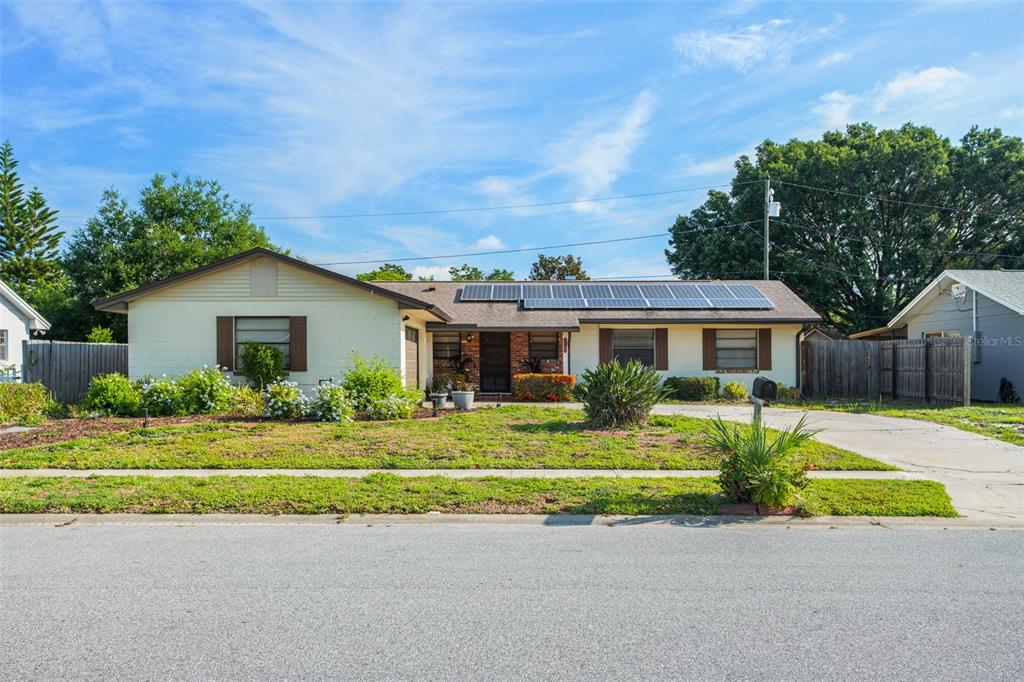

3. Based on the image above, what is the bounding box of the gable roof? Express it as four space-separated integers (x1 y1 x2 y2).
0 279 50 331
887 270 1024 328
93 248 450 321
375 279 820 330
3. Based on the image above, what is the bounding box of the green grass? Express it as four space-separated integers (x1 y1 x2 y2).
0 475 956 517
775 401 1024 447
0 406 894 471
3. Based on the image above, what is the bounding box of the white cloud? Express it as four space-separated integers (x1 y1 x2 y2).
999 106 1024 121
411 265 454 281
818 51 852 67
875 66 969 111
677 148 749 178
813 91 856 129
472 235 505 250
673 18 835 72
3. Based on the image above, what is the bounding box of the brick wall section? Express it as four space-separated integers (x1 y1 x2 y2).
460 333 481 386
510 332 563 375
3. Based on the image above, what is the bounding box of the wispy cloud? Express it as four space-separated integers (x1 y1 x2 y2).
813 91 856 129
818 51 852 67
472 235 505 250
673 18 838 72
874 66 970 111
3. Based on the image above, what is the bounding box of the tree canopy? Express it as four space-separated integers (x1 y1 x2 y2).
448 263 515 281
355 263 413 281
665 123 1024 333
528 253 589 280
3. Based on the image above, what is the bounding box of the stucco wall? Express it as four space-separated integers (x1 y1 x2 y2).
569 323 803 391
0 296 32 372
905 289 1024 401
126 257 406 390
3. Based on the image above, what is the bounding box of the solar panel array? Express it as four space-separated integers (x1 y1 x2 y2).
459 282 774 310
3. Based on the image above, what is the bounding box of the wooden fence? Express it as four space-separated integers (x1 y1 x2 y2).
802 337 971 405
21 340 128 404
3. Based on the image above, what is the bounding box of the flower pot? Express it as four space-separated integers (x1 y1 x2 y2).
429 393 448 407
451 390 475 410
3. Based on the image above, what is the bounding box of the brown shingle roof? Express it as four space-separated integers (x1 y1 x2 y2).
375 280 821 330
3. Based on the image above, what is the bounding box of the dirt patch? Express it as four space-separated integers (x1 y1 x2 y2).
0 415 260 451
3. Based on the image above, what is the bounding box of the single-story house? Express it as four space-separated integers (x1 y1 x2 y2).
94 248 822 393
0 278 50 377
863 270 1024 402
800 326 844 343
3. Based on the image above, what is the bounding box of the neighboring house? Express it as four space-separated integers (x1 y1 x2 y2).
94 248 821 393
848 325 908 341
801 326 844 343
864 270 1024 402
0 279 50 378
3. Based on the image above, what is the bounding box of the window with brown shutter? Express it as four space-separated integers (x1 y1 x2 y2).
599 329 613 364
702 329 716 370
654 328 668 370
757 328 772 370
290 316 307 372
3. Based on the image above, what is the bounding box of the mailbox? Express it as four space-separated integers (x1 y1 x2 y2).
752 376 777 402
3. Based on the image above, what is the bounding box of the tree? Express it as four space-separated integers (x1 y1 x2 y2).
86 326 115 343
356 263 412 281
665 123 1024 333
62 174 282 340
0 141 63 295
528 253 589 280
448 263 515 281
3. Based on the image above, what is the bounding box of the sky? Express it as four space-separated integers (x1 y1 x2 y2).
2 0 1022 280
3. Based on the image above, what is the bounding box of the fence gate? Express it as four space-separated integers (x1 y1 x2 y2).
803 337 970 405
22 340 129 404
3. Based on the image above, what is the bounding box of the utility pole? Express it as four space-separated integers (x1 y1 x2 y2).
763 176 771 280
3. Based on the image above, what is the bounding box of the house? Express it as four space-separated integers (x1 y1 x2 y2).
848 325 908 341
862 270 1024 402
800 326 845 343
94 248 822 393
0 279 50 378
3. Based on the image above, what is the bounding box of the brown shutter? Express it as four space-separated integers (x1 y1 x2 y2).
654 328 668 370
216 316 234 371
758 329 772 370
290 316 308 372
599 329 613 364
702 329 716 370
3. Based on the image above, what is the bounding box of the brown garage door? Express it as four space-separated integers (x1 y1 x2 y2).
404 326 419 387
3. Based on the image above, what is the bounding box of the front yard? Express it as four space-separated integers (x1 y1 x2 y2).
0 406 895 471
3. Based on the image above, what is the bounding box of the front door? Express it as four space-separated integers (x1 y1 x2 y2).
479 332 511 393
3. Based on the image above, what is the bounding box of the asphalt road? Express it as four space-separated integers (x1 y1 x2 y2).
2 523 1022 681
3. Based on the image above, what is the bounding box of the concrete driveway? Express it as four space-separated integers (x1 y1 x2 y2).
650 403 1024 523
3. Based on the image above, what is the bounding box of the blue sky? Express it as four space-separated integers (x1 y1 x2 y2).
2 0 1022 280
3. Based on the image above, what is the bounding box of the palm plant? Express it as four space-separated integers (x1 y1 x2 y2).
573 359 668 428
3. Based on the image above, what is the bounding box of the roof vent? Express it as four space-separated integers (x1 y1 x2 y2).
564 275 576 281
425 285 437 292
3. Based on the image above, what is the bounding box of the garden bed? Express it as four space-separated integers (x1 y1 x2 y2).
0 406 895 471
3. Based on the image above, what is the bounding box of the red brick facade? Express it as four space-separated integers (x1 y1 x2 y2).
509 332 563 375
431 331 564 393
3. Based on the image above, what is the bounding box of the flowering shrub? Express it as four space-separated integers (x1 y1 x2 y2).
140 376 184 416
721 380 749 401
512 373 576 402
342 353 404 410
364 387 422 421
263 380 309 419
177 366 235 413
81 373 142 417
308 382 354 422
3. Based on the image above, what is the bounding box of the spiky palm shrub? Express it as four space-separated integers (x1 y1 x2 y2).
702 414 818 508
573 360 668 429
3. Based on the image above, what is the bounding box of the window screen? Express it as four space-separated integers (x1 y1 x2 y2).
236 317 290 369
612 329 654 367
715 329 757 369
528 332 559 359
0 329 7 361
432 331 461 360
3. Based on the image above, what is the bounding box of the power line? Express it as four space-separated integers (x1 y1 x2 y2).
313 220 756 266
776 180 1014 220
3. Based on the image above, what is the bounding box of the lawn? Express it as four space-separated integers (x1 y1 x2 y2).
0 475 956 517
775 401 1024 447
0 406 895 471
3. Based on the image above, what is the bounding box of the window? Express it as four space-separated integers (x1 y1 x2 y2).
432 331 461 361
0 330 6 361
528 332 559 359
612 329 654 366
715 330 757 369
923 331 960 339
235 317 290 369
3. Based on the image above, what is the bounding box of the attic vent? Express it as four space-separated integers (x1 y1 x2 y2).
250 259 278 297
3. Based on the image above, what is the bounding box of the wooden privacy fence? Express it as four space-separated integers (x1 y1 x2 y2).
802 337 971 405
21 340 128 404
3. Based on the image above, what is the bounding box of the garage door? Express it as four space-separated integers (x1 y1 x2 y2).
404 326 419 387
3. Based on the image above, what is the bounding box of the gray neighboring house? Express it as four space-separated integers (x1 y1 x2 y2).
884 270 1024 402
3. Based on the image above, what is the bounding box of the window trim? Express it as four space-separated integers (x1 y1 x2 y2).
611 328 655 367
714 329 758 371
0 329 7 362
922 330 960 339
528 332 559 360
234 316 292 372
432 331 461 362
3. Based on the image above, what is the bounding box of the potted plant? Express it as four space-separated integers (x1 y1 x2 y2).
429 373 451 409
450 374 476 410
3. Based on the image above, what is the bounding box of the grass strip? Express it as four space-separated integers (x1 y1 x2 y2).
0 406 894 471
0 475 956 517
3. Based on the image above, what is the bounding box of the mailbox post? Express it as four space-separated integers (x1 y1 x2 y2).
750 377 778 422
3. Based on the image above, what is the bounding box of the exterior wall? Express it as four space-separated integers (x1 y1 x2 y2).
126 257 407 390
428 331 566 391
0 296 32 373
510 332 563 375
905 290 1024 402
569 323 802 390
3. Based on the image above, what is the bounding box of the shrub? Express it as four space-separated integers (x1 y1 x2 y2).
430 373 453 394
86 326 115 343
81 373 142 417
140 376 184 416
308 382 355 422
263 380 309 419
0 382 50 424
573 360 668 429
239 343 287 389
177 366 234 414
450 374 475 392
229 385 265 417
364 387 423 421
663 376 720 402
721 380 749 401
512 373 576 402
702 414 817 508
342 353 405 410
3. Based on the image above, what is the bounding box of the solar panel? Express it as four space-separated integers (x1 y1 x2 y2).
584 298 646 308
609 284 642 299
668 284 709 302
645 298 702 308
522 298 586 309
522 284 553 299
491 284 522 300
639 284 673 299
551 284 583 298
579 283 612 298
461 284 493 301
